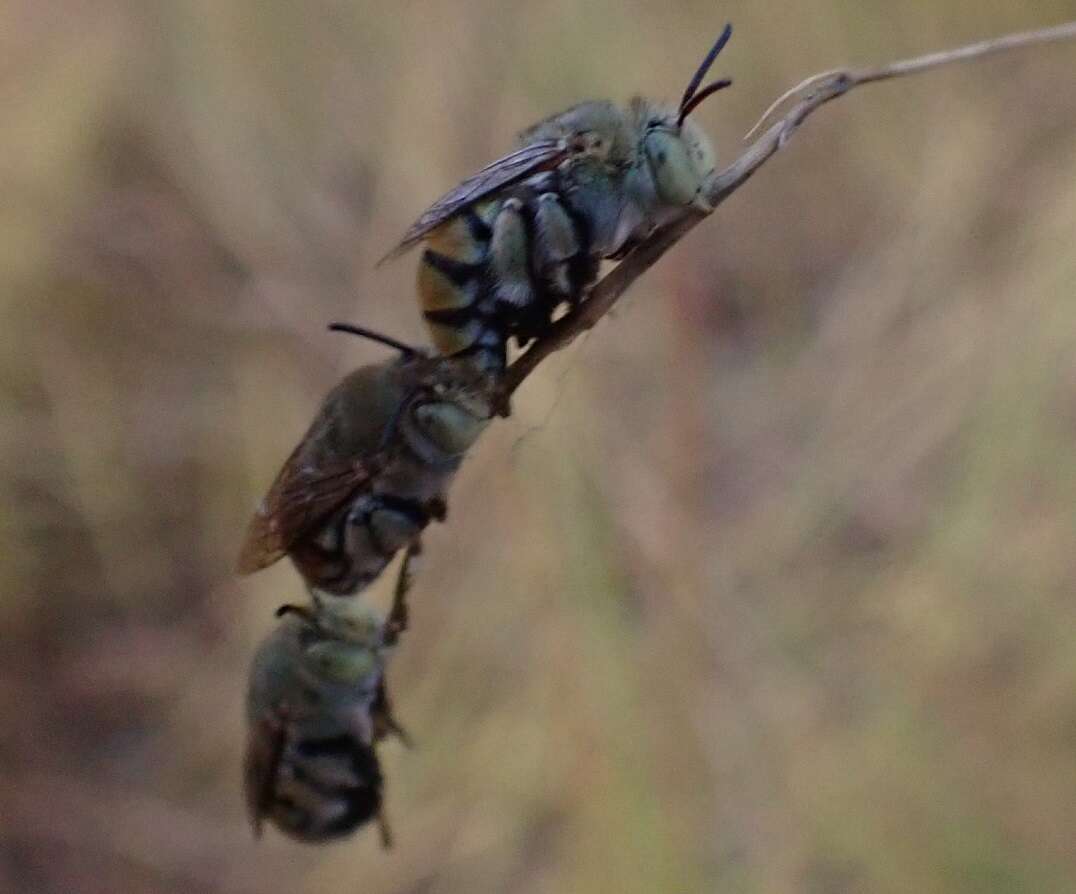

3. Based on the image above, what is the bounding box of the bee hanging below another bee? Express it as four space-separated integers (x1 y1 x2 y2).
382 24 734 371
244 546 416 845
236 323 494 597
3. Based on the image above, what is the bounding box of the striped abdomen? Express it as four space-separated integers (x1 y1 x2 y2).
417 177 600 369
264 731 384 843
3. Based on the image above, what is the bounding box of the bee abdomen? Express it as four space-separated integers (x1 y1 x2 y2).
421 299 507 371
416 184 600 363
269 735 384 842
292 495 431 596
418 249 487 358
418 193 492 350
447 327 508 372
422 249 479 291
461 205 493 243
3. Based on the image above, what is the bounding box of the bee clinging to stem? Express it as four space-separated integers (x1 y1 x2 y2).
244 546 416 845
236 323 494 596
383 25 734 370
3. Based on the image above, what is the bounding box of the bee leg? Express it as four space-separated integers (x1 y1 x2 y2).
376 805 394 849
491 385 514 419
568 252 602 307
489 198 534 311
384 542 419 643
362 498 426 564
244 705 292 838
273 603 318 623
384 715 414 748
533 192 580 298
371 679 414 749
426 495 448 522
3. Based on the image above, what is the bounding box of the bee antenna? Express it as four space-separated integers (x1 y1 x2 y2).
328 322 422 358
275 604 317 624
678 78 733 126
678 24 733 125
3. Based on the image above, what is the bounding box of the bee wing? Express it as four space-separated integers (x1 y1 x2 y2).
236 447 375 575
380 139 568 263
244 708 289 837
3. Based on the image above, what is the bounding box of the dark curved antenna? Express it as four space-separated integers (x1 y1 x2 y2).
328 322 422 358
274 603 317 624
679 78 733 124
677 24 733 127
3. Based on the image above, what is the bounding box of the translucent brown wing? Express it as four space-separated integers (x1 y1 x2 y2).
379 139 568 263
236 444 375 575
244 707 289 837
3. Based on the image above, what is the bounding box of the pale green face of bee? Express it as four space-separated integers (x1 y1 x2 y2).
413 399 489 456
641 114 717 210
409 362 493 457
626 27 731 217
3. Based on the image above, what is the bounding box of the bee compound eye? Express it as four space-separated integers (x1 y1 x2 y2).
644 130 700 206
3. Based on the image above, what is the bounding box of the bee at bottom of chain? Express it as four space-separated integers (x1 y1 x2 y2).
244 546 417 846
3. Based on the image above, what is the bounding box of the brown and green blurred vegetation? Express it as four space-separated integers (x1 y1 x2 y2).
4 1 1076 891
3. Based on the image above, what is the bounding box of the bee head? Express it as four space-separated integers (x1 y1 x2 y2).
266 737 385 843
635 25 732 210
409 359 493 457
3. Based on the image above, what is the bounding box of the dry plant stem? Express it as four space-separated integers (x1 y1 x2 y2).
497 19 1076 405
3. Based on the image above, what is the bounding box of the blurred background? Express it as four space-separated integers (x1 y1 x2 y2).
4 1 1076 891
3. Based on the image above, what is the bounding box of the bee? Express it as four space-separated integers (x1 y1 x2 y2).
237 323 494 596
383 25 734 370
244 546 415 845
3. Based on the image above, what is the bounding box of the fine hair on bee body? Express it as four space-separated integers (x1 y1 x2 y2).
236 322 494 597
244 547 416 845
385 25 734 371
